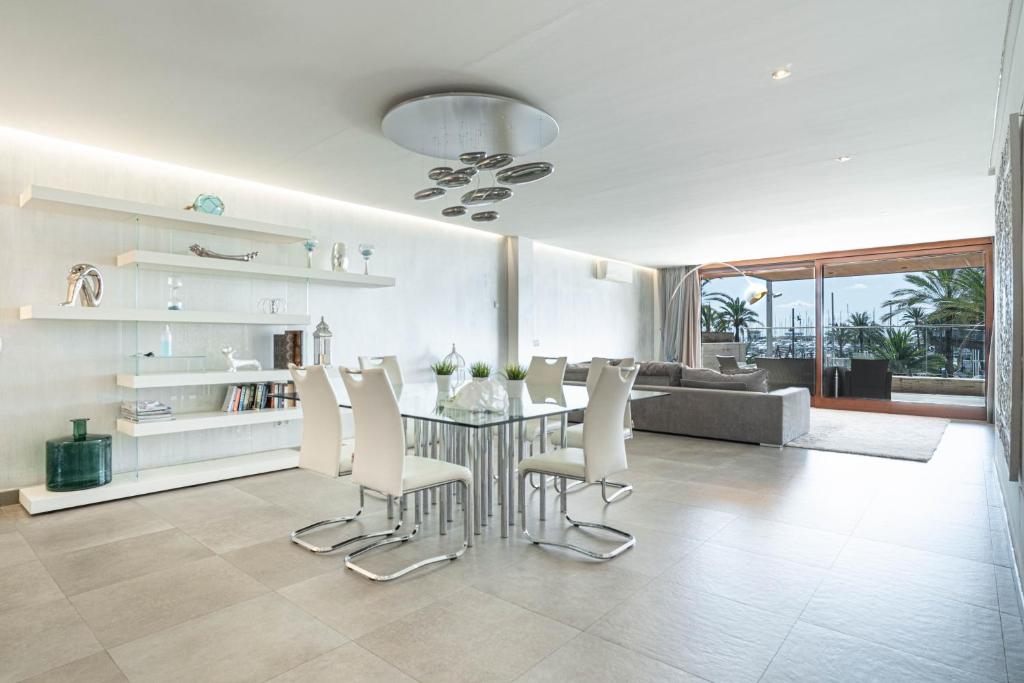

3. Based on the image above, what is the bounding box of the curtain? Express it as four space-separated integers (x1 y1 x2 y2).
659 265 701 367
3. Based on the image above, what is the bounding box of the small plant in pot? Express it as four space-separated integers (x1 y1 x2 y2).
502 364 528 399
431 360 457 394
469 361 492 382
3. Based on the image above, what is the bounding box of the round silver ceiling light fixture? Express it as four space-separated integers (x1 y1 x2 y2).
414 187 446 200
497 162 553 185
436 173 473 188
382 92 557 222
471 211 499 222
462 187 512 206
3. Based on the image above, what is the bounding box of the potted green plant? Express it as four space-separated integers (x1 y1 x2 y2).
502 363 528 399
431 359 457 393
469 361 491 382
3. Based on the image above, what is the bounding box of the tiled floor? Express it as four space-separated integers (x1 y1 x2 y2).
1 421 1021 682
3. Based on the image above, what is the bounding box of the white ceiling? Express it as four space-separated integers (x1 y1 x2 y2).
0 0 1008 266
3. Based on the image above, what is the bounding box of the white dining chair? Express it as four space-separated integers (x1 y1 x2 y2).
358 355 404 387
340 367 473 581
562 357 635 502
522 356 567 446
518 364 640 559
287 364 365 553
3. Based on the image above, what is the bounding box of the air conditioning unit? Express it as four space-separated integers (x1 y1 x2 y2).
595 259 634 284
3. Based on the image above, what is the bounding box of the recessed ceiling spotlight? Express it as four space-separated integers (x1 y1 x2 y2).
770 67 792 80
835 155 852 163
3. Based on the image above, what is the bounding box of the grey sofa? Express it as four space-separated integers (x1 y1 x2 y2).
566 361 810 447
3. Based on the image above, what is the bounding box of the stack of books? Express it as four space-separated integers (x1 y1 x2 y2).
221 382 295 412
120 400 174 423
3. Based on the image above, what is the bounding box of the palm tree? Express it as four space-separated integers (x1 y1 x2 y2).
712 296 761 342
701 304 718 333
826 324 855 358
847 311 874 353
898 306 929 348
869 328 938 375
947 268 985 325
882 269 963 374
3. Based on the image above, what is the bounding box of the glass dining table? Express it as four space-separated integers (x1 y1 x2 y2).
289 378 667 541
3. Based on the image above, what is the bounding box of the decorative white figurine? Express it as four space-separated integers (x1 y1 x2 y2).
221 346 262 372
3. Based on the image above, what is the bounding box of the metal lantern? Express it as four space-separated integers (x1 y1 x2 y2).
443 343 467 384
313 316 333 366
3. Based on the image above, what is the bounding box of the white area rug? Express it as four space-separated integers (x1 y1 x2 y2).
788 408 949 462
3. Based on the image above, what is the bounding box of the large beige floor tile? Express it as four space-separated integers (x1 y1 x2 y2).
357 587 578 682
801 572 1007 680
41 528 211 596
518 632 703 682
268 642 415 682
221 535 340 590
853 509 994 564
572 494 736 543
589 580 793 682
0 598 101 683
23 651 127 683
0 559 63 614
762 621 992 682
709 516 848 568
0 530 35 568
663 542 825 619
15 500 171 557
109 593 345 683
134 483 276 526
232 468 380 520
997 565 1022 617
175 503 310 554
70 555 267 647
280 560 465 639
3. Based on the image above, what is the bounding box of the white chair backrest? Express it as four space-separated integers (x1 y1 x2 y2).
358 355 404 388
341 367 407 497
582 364 639 482
289 364 344 478
527 356 567 385
587 357 635 432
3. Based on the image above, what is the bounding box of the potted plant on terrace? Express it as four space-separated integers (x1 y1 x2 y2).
431 359 457 394
470 361 491 382
502 363 528 399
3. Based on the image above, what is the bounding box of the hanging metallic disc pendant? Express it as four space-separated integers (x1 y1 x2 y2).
461 186 513 205
459 151 486 165
427 166 453 180
455 166 477 177
436 173 472 188
471 211 499 222
414 187 446 200
442 206 467 217
497 161 553 185
475 153 514 170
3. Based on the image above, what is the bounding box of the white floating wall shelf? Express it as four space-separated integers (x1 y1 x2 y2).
116 250 396 287
20 185 312 243
117 369 293 389
116 407 302 437
20 305 310 326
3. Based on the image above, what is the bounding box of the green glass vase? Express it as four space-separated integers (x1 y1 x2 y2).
46 418 112 491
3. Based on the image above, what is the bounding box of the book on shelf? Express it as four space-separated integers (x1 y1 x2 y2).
120 400 174 423
221 381 295 412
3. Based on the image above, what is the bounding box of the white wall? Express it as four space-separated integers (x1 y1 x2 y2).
529 243 660 363
0 129 660 492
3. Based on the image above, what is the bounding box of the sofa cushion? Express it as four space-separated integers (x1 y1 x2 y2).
564 363 589 383
637 362 683 386
679 367 768 393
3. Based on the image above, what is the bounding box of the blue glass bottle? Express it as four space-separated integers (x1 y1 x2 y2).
45 418 112 491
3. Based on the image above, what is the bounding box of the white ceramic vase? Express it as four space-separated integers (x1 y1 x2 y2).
436 374 453 394
506 379 524 399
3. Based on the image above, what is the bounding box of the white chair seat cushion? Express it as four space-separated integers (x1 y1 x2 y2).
401 455 472 491
562 423 630 449
519 447 586 480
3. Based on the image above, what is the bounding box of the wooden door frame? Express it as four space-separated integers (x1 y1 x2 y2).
702 237 993 421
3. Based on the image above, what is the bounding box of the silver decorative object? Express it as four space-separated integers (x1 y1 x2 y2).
414 187 446 200
313 316 333 366
189 243 258 262
459 151 487 165
472 211 499 222
331 242 349 272
443 343 468 384
221 346 261 372
442 206 467 217
60 263 104 307
428 167 453 180
476 153 514 170
455 166 478 177
497 161 553 185
461 187 513 205
358 244 375 274
436 173 472 188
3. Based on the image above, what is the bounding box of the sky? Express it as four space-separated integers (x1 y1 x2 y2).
705 272 933 330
